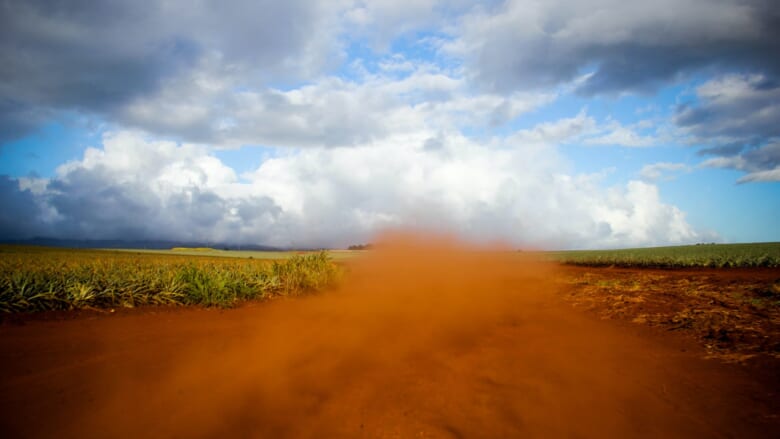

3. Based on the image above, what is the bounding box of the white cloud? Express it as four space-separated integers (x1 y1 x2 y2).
120 60 553 148
639 162 691 182
586 120 658 147
700 156 747 170
737 167 780 183
342 0 446 49
511 110 596 145
12 129 702 249
508 110 663 149
56 132 237 190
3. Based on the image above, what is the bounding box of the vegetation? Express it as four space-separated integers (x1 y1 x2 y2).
110 247 359 260
5 241 779 314
170 247 221 252
558 267 780 360
0 246 341 313
546 242 780 268
347 243 374 250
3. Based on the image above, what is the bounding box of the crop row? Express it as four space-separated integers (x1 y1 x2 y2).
0 247 341 313
545 242 780 268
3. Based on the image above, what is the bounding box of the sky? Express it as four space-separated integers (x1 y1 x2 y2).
1 0 779 249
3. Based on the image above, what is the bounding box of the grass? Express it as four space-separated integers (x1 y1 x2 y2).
0 246 342 313
545 242 780 268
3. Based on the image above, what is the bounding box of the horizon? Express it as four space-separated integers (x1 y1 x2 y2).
1 0 778 249
3 235 779 253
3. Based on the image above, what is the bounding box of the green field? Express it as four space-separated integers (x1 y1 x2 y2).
3 242 779 314
0 246 342 313
108 247 363 260
109 243 780 268
545 242 780 268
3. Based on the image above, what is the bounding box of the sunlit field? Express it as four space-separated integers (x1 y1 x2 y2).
0 246 341 312
546 242 780 268
109 247 363 260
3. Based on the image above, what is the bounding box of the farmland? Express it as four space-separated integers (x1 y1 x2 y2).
1 238 779 437
557 265 780 362
110 247 362 260
546 242 780 268
0 245 341 312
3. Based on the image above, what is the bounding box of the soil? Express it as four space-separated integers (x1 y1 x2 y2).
557 265 780 363
1 239 778 438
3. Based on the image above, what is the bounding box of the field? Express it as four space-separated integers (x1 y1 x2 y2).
1 239 779 437
558 266 780 362
110 247 363 260
546 242 780 268
0 246 341 312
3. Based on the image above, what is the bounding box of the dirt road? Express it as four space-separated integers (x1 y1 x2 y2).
1 237 778 438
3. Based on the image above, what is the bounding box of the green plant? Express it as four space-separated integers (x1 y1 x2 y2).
0 246 343 313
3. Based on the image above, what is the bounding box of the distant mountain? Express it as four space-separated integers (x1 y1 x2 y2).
0 237 282 251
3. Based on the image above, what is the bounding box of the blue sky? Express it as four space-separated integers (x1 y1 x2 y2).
1 0 778 249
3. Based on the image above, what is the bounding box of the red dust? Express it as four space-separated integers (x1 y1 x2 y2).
0 232 777 437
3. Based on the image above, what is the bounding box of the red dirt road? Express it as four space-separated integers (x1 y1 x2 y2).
1 238 778 438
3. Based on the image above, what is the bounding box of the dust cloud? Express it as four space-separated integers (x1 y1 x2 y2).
67 232 556 437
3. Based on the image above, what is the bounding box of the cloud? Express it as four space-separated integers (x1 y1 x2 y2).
680 74 780 181
736 167 780 183
508 110 662 149
4 0 779 156
0 0 484 146
510 110 596 145
0 100 53 146
449 0 780 94
701 140 780 182
2 0 764 246
0 130 702 249
639 162 691 182
0 0 343 142
585 120 658 147
119 61 552 148
0 175 48 239
40 131 287 243
676 74 780 142
343 0 446 49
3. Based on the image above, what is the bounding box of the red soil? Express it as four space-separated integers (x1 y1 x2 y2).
1 235 778 438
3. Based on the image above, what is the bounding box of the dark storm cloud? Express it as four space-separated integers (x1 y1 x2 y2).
0 176 47 239
0 0 335 142
234 197 283 224
0 100 51 145
46 166 161 239
676 77 780 141
456 0 780 95
675 74 780 180
166 190 227 229
0 0 198 142
42 165 283 243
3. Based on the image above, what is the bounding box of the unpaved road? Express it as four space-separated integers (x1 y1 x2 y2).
1 239 778 438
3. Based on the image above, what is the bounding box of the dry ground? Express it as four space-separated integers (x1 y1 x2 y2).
557 265 780 364
1 242 778 438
